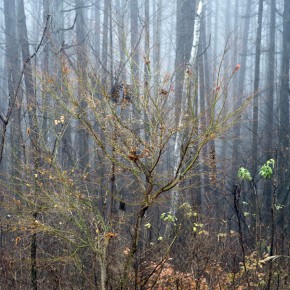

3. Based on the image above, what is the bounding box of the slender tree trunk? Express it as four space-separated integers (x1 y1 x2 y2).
231 0 251 177
42 0 50 144
130 0 139 86
18 0 39 152
219 0 232 172
213 0 219 67
75 0 89 171
153 0 162 93
265 0 276 158
4 0 22 177
174 0 196 125
31 213 37 290
108 0 117 219
171 0 198 214
263 0 276 223
171 1 203 214
116 0 127 82
102 0 109 86
17 2 42 289
94 0 101 70
251 0 263 247
51 0 75 169
279 0 290 163
278 0 290 250
144 0 150 136
252 0 263 176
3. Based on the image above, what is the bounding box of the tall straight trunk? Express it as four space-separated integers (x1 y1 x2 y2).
144 0 150 133
231 0 251 177
153 0 162 93
4 0 21 175
198 28 206 208
42 0 50 144
75 0 89 171
109 0 113 87
172 0 196 214
232 0 239 87
200 6 217 210
263 0 276 225
130 0 139 86
174 0 196 125
203 5 216 183
116 0 127 82
99 0 110 214
54 0 74 169
199 14 207 183
101 0 109 86
170 1 203 214
144 0 150 87
0 14 7 171
17 2 41 289
279 4 290 153
278 0 290 246
213 0 218 67
139 0 151 271
18 0 39 152
265 0 276 158
252 0 263 176
222 6 239 183
108 0 117 219
94 0 101 70
220 0 230 143
4 0 22 280
250 0 263 247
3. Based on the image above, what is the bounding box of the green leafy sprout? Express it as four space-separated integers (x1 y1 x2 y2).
238 159 275 181
160 212 177 224
238 167 252 181
259 159 275 179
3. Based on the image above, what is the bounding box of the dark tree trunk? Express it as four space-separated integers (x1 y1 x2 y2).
263 0 276 223
75 0 89 171
102 0 109 86
94 0 101 70
251 0 263 246
231 0 251 177
17 2 41 289
153 0 162 93
130 0 139 85
252 0 263 176
174 0 196 124
116 0 127 81
265 0 276 158
278 0 290 251
4 0 22 175
18 0 39 154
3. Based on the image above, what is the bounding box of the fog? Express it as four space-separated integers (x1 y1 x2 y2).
0 0 289 289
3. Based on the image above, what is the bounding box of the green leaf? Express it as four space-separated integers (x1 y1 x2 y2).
238 167 252 181
259 159 275 179
144 223 151 229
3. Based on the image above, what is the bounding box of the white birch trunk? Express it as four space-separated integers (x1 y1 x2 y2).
170 0 203 214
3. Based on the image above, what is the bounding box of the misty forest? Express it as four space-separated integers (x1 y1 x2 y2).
0 0 290 289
